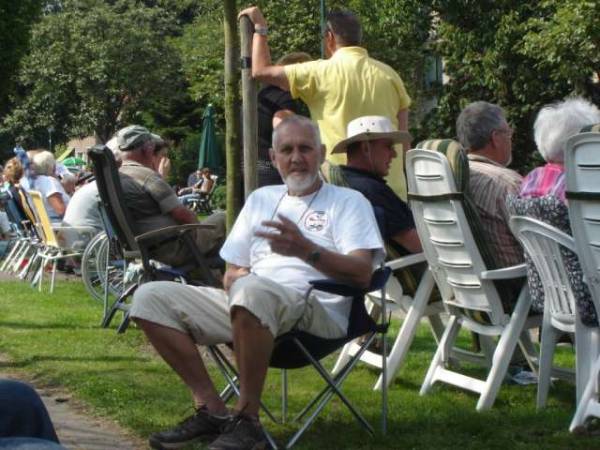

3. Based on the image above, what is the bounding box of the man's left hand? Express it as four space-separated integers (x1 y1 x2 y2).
255 214 313 260
238 6 267 27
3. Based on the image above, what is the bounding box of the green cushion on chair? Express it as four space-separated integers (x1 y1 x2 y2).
416 139 469 192
580 123 600 133
328 163 350 188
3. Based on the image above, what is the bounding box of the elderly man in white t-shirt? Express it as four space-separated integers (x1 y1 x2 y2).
130 115 384 450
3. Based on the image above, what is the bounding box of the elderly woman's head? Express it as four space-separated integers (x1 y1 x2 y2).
30 150 56 176
534 97 600 163
3 158 23 185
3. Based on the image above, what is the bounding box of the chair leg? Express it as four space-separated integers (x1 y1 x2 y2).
50 259 58 294
420 315 461 396
281 369 288 424
476 289 531 411
537 310 559 410
374 270 435 391
570 354 600 432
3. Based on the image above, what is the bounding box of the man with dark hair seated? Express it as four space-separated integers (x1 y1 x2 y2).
115 125 225 269
333 115 421 255
130 116 384 450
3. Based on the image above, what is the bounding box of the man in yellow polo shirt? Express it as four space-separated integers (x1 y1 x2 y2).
238 6 412 200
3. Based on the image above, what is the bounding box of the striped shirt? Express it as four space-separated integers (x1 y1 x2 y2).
519 163 566 203
467 154 524 267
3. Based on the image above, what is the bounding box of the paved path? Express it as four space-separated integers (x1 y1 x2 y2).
2 372 145 450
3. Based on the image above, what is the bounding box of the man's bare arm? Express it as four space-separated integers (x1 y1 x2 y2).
238 6 290 90
255 214 374 289
169 205 197 225
391 228 422 254
397 108 411 152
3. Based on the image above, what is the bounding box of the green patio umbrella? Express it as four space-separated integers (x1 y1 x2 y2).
62 156 87 167
197 104 223 172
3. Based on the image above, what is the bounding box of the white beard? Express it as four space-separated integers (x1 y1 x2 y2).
283 171 319 194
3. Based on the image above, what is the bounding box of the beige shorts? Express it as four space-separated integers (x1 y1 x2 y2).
129 274 345 345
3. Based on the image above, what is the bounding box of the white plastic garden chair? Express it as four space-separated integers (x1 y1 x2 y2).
406 148 540 411
509 216 585 409
565 127 600 431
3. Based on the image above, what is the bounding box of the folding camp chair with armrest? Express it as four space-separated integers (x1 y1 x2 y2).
210 266 392 449
87 145 224 332
27 190 96 293
0 190 33 273
565 126 600 431
406 147 541 411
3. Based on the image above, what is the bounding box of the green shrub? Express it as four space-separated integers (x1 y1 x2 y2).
211 184 226 211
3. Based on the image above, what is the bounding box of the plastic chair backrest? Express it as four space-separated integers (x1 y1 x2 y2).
565 128 600 317
28 190 59 247
18 187 42 240
88 145 139 254
406 148 506 323
510 216 577 330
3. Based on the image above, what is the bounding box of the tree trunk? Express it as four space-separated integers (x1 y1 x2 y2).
223 0 241 232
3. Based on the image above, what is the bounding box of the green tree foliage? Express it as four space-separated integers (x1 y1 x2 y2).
2 0 185 144
0 0 43 159
178 0 432 130
423 0 600 171
0 0 42 117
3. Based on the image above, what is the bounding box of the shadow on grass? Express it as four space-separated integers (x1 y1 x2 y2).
0 354 149 368
0 320 95 330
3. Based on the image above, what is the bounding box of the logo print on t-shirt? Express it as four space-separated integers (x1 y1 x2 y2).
304 211 328 232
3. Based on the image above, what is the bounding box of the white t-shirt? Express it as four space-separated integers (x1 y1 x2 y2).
21 175 70 221
62 181 103 232
220 182 385 331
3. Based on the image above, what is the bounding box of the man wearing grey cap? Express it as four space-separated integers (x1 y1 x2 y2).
116 125 225 269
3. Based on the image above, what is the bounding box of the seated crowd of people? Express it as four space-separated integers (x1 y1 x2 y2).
1 4 599 449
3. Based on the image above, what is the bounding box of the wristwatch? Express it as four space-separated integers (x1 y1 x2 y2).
254 25 268 36
306 248 321 265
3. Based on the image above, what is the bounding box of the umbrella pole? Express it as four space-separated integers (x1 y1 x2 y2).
239 14 258 199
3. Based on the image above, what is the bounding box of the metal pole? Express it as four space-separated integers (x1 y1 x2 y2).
239 15 258 199
47 126 54 152
320 0 326 58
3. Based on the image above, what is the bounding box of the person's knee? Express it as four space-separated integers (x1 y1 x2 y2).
0 380 42 410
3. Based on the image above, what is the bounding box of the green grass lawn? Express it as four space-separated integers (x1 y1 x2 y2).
0 280 594 449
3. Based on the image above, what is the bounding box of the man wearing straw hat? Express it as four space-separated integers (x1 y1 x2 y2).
333 115 421 254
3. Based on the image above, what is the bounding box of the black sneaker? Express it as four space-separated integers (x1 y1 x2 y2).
208 413 267 450
149 406 230 449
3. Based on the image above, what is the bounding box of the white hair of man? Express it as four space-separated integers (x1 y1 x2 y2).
534 97 600 163
271 115 322 151
31 150 56 176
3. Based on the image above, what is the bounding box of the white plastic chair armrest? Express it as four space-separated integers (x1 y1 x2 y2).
385 252 427 271
480 263 527 280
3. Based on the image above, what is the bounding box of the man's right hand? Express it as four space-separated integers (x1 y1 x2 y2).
238 6 267 27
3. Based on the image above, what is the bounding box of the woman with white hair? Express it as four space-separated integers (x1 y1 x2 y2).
20 150 70 222
509 97 600 326
519 97 600 202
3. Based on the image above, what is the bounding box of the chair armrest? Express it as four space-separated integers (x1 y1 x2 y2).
135 223 215 245
386 252 426 271
309 278 361 297
309 267 392 296
480 263 527 280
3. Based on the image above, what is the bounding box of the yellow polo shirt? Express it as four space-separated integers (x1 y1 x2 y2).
284 47 411 199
